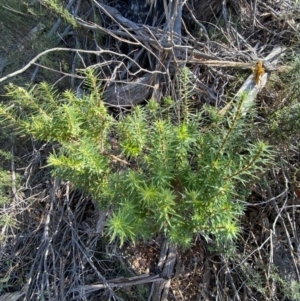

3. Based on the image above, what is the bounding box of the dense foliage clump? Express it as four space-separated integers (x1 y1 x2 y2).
0 70 272 248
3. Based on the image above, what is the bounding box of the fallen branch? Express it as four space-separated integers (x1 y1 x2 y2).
236 45 283 115
104 74 153 106
149 239 177 301
74 274 164 292
218 46 283 116
0 48 100 84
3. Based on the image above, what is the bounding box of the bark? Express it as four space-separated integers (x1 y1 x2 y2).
104 74 153 106
149 239 177 301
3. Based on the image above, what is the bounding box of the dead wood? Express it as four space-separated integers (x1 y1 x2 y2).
104 74 153 106
149 239 177 301
236 46 283 115
218 46 283 116
74 274 164 292
0 290 26 301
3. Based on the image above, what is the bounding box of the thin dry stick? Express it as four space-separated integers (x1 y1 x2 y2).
0 48 101 83
31 0 79 82
251 0 257 32
221 255 242 301
0 47 164 84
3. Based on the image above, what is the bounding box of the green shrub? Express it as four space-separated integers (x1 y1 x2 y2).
0 69 273 247
267 55 300 143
